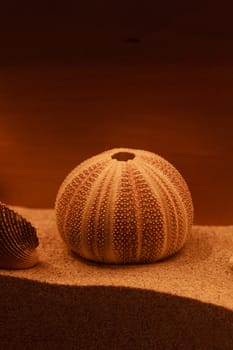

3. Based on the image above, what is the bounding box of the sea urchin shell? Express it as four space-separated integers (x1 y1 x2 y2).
0 202 39 269
55 148 194 264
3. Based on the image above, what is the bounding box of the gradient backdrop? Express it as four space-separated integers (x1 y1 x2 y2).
0 1 232 224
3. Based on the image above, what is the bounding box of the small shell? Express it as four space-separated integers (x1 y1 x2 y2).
55 148 194 264
0 202 39 269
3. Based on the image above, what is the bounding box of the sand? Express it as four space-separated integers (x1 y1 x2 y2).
0 206 233 349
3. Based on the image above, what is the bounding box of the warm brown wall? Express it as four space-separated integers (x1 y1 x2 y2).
0 2 232 224
0 2 233 67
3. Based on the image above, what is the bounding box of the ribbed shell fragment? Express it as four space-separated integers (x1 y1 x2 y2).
0 202 39 269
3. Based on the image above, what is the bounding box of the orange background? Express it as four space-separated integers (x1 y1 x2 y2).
0 2 232 224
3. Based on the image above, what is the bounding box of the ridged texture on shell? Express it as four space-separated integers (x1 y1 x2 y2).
55 148 194 264
0 202 39 269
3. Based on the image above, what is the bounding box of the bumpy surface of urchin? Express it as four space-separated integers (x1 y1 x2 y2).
55 148 194 264
0 202 39 269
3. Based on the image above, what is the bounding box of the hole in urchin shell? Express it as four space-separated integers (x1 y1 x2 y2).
111 151 135 161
